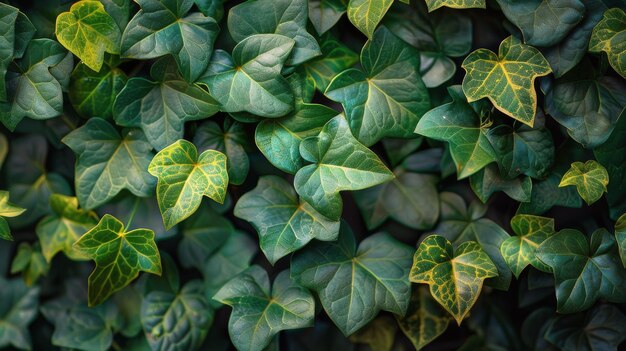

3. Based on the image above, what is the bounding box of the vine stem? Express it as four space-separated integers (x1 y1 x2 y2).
125 197 141 229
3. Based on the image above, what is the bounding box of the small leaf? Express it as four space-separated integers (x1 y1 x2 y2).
469 164 532 203
462 36 552 126
291 223 413 335
234 175 339 264
301 33 358 93
0 190 26 241
410 235 498 325
500 214 555 278
346 0 393 39
294 115 394 220
616 213 626 267
48 304 117 351
349 315 397 351
309 0 347 35
594 108 626 219
536 228 626 313
589 8 626 78
62 118 156 210
74 214 162 306
558 160 609 205
396 286 450 351
69 62 127 119
55 1 121 72
0 277 40 350
214 266 315 351
10 242 49 286
148 139 228 229
424 0 485 12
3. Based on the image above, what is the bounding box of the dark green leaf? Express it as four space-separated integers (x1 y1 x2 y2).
308 0 347 35
69 62 128 119
0 277 40 350
396 286 450 351
301 33 358 93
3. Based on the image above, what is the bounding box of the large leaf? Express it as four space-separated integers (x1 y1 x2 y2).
415 85 496 179
291 223 413 335
536 228 626 313
410 235 498 325
55 1 121 71
294 115 394 220
500 214 555 278
558 160 609 205
396 286 451 351
142 280 213 351
423 0 485 11
616 213 626 267
148 139 228 229
228 0 321 66
0 277 40 350
589 8 626 78
234 176 339 264
0 3 35 101
0 191 25 241
214 266 315 351
462 36 552 126
69 62 127 119
63 117 156 210
594 108 626 219
114 61 220 150
120 0 219 82
36 194 98 261
47 303 120 351
198 34 295 118
346 0 393 39
326 27 430 146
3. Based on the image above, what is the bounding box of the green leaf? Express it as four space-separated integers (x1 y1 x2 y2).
48 303 119 351
462 36 552 126
326 27 430 146
434 192 512 290
148 139 228 229
309 0 347 35
10 242 49 286
497 0 585 47
193 120 249 185
558 160 609 205
415 85 497 179
589 8 626 78
616 213 626 267
69 62 128 119
542 60 626 148
228 0 321 66
301 33 358 93
536 228 626 313
346 0 393 39
349 315 397 351
410 235 498 325
55 1 121 72
74 214 162 306
396 286 450 351
0 277 40 350
114 62 220 151
100 195 178 241
294 115 394 220
0 38 72 130
235 175 339 264
500 214 555 278
353 166 440 230
0 190 26 241
469 164 532 203
424 0 485 12
594 108 626 219
36 194 98 261
142 280 213 351
199 34 295 118
214 266 315 351
546 304 626 351
120 0 219 82
291 223 413 335
63 118 156 210
0 3 35 101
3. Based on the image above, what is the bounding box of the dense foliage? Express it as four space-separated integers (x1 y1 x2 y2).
1 0 626 350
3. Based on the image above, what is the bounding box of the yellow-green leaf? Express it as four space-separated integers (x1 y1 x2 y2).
396 286 450 351
558 160 609 205
148 139 229 230
55 1 121 72
500 214 555 278
424 0 485 12
346 0 393 39
589 8 626 79
0 190 25 241
462 36 551 126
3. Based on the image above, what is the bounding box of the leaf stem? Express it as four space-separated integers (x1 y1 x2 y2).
125 197 141 229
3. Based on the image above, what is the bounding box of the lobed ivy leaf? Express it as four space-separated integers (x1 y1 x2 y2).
0 3 35 101
326 27 430 146
0 277 40 350
294 115 394 220
349 315 397 351
63 118 156 210
536 228 626 313
558 160 609 205
148 139 228 229
235 176 339 265
309 0 347 35
36 194 98 262
10 242 49 286
301 33 359 93
291 223 413 335
415 85 496 179
55 1 121 72
469 164 532 203
228 0 321 66
500 214 555 278
410 235 498 325
120 0 219 82
462 36 552 126
194 120 249 185
346 0 393 39
214 266 315 351
589 7 626 78
396 286 451 351
74 214 162 306
0 190 26 241
47 303 121 351
424 0 486 12
616 213 626 267
199 34 295 118
69 62 128 120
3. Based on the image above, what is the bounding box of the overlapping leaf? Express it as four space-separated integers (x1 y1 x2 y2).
589 8 626 78
0 190 25 241
194 120 249 185
396 286 451 351
0 3 35 101
500 214 555 278
309 0 347 35
301 33 358 93
346 0 393 38
424 0 485 12
559 160 609 205
0 277 40 350
69 62 127 119
616 213 626 267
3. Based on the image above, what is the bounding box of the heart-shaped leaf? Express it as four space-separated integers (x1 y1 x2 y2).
69 62 127 119
589 8 626 78
346 0 393 39
396 286 451 351
559 160 609 205
500 214 555 278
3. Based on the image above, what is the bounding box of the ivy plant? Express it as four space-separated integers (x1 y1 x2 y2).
1 0 626 350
